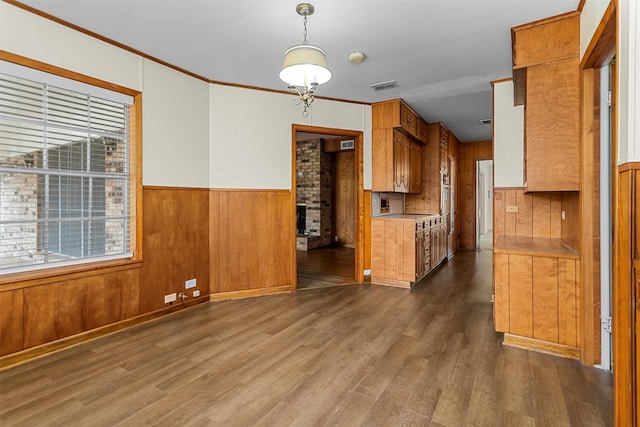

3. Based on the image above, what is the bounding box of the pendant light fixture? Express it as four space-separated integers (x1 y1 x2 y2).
279 3 331 117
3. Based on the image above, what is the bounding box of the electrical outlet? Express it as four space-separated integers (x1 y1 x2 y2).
364 269 371 276
185 278 196 289
193 290 200 298
164 293 177 304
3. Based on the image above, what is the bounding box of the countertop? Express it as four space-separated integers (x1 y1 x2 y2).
372 213 440 221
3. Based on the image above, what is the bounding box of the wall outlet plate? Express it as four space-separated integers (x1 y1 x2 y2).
193 290 200 298
185 278 197 289
164 293 177 304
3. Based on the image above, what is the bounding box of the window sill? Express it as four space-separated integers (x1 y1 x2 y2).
0 258 144 290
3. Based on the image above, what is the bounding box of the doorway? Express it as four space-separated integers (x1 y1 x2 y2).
476 160 493 251
292 125 364 289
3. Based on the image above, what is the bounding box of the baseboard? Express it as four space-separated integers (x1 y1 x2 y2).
370 276 412 288
0 296 210 371
503 333 580 360
209 285 293 302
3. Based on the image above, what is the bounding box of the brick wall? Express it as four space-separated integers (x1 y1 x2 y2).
296 138 332 249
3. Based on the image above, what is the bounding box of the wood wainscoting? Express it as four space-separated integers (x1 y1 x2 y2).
209 189 295 294
0 186 210 365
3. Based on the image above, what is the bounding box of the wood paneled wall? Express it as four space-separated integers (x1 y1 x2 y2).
0 186 210 358
209 190 294 294
493 189 579 247
139 187 210 313
614 166 639 426
333 150 356 247
458 140 492 250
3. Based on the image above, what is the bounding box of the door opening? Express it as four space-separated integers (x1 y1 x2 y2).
476 160 493 251
293 127 363 290
598 61 614 371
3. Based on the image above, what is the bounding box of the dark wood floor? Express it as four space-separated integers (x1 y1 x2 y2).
296 246 355 289
0 249 613 426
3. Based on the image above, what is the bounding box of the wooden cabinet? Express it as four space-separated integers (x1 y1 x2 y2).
371 214 445 288
493 235 580 359
372 99 428 144
512 12 580 192
373 128 422 193
372 98 427 194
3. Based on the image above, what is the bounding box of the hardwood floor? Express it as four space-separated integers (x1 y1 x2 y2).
296 246 355 289
0 250 613 426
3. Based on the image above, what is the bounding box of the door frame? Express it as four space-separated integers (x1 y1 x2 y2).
290 124 365 287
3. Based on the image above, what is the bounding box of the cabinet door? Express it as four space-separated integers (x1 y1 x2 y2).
525 57 579 191
415 229 424 280
393 132 410 193
399 102 417 137
410 140 422 193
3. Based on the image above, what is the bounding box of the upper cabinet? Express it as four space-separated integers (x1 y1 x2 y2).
512 12 580 192
372 99 426 194
372 99 428 144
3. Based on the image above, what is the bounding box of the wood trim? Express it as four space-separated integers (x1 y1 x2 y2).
370 277 412 289
0 259 143 289
3 2 371 106
0 295 209 371
144 185 210 192
491 77 513 85
493 186 527 191
580 67 600 366
511 10 580 33
503 333 580 359
3 1 210 83
619 162 640 173
581 1 617 69
208 188 292 193
208 286 292 302
577 0 587 13
291 124 365 286
133 93 143 261
0 50 139 96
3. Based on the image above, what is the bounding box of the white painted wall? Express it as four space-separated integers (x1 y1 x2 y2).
0 2 141 92
617 0 639 164
142 60 210 187
209 84 371 190
581 0 611 59
1 1 372 190
492 80 524 187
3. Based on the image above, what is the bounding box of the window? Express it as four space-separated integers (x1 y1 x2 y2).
0 61 136 274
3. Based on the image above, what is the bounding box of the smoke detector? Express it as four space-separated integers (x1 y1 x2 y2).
348 51 365 63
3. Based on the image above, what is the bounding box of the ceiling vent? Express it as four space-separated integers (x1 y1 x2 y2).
369 80 399 91
479 118 492 125
341 139 355 150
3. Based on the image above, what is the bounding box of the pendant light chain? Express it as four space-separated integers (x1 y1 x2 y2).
302 15 308 44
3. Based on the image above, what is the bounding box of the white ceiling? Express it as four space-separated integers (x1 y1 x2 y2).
18 0 580 142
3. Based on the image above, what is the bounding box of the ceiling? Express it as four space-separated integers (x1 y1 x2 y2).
17 0 579 142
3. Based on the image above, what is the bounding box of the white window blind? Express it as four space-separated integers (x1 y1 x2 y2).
0 67 134 274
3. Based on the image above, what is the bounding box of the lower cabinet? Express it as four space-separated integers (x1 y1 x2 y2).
493 235 580 359
371 214 446 288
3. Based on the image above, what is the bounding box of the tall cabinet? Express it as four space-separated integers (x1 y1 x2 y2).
493 12 582 360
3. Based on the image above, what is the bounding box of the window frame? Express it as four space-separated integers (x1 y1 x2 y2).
0 51 142 283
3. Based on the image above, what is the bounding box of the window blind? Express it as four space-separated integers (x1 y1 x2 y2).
0 68 134 274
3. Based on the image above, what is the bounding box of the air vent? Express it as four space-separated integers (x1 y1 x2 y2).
369 80 399 91
479 118 492 125
340 139 355 150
